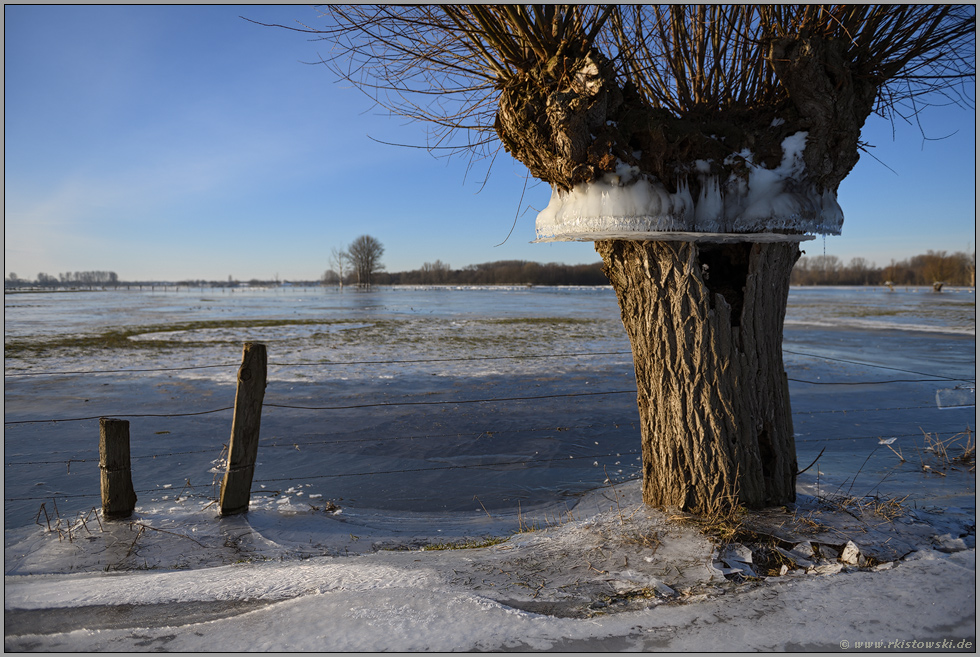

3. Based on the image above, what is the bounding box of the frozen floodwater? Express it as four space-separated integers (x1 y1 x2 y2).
5 286 642 528
4 285 974 531
3 284 975 650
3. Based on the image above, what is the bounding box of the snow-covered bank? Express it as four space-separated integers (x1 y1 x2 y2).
6 553 976 652
4 481 975 651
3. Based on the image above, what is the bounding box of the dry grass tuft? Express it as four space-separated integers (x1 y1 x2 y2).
422 536 509 551
670 487 748 545
820 493 910 522
621 527 662 553
918 427 975 474
516 502 576 534
794 509 830 533
862 494 910 521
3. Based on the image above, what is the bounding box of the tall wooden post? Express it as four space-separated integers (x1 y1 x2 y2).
99 418 137 519
219 342 267 515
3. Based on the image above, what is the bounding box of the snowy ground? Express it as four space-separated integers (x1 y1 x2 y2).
3 481 976 651
4 286 976 650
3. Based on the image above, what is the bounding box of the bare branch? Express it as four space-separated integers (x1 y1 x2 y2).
257 4 974 183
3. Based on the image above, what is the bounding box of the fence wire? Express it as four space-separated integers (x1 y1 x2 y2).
5 449 642 502
3 351 635 378
6 426 971 475
4 346 974 507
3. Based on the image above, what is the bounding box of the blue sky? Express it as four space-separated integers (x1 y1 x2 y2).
4 5 976 281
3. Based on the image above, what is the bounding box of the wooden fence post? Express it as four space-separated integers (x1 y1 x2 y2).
219 342 268 515
99 418 137 520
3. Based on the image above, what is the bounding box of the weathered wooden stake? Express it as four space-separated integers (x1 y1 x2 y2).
99 418 137 520
219 342 268 515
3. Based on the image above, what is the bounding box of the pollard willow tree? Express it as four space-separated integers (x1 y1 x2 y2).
274 5 974 513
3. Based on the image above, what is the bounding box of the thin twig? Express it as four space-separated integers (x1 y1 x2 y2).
126 525 145 558
130 522 207 548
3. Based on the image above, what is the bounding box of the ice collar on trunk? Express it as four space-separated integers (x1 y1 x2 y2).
535 131 840 243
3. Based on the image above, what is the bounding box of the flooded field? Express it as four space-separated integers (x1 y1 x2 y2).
4 285 976 534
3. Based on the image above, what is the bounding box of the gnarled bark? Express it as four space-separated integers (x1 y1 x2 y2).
596 240 800 512
767 36 879 194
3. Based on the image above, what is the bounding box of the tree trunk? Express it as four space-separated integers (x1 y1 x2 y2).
596 239 801 513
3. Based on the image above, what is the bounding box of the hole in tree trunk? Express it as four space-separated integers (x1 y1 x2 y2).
697 243 752 326
757 426 774 480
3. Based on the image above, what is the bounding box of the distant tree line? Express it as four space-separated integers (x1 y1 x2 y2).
791 250 975 287
6 271 119 288
8 249 974 291
383 259 608 286
320 253 607 287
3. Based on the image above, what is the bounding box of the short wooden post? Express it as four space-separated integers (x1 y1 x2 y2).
99 418 137 520
219 342 268 515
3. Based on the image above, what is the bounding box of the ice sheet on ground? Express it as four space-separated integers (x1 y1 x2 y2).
936 385 976 409
5 286 974 533
4 480 976 651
